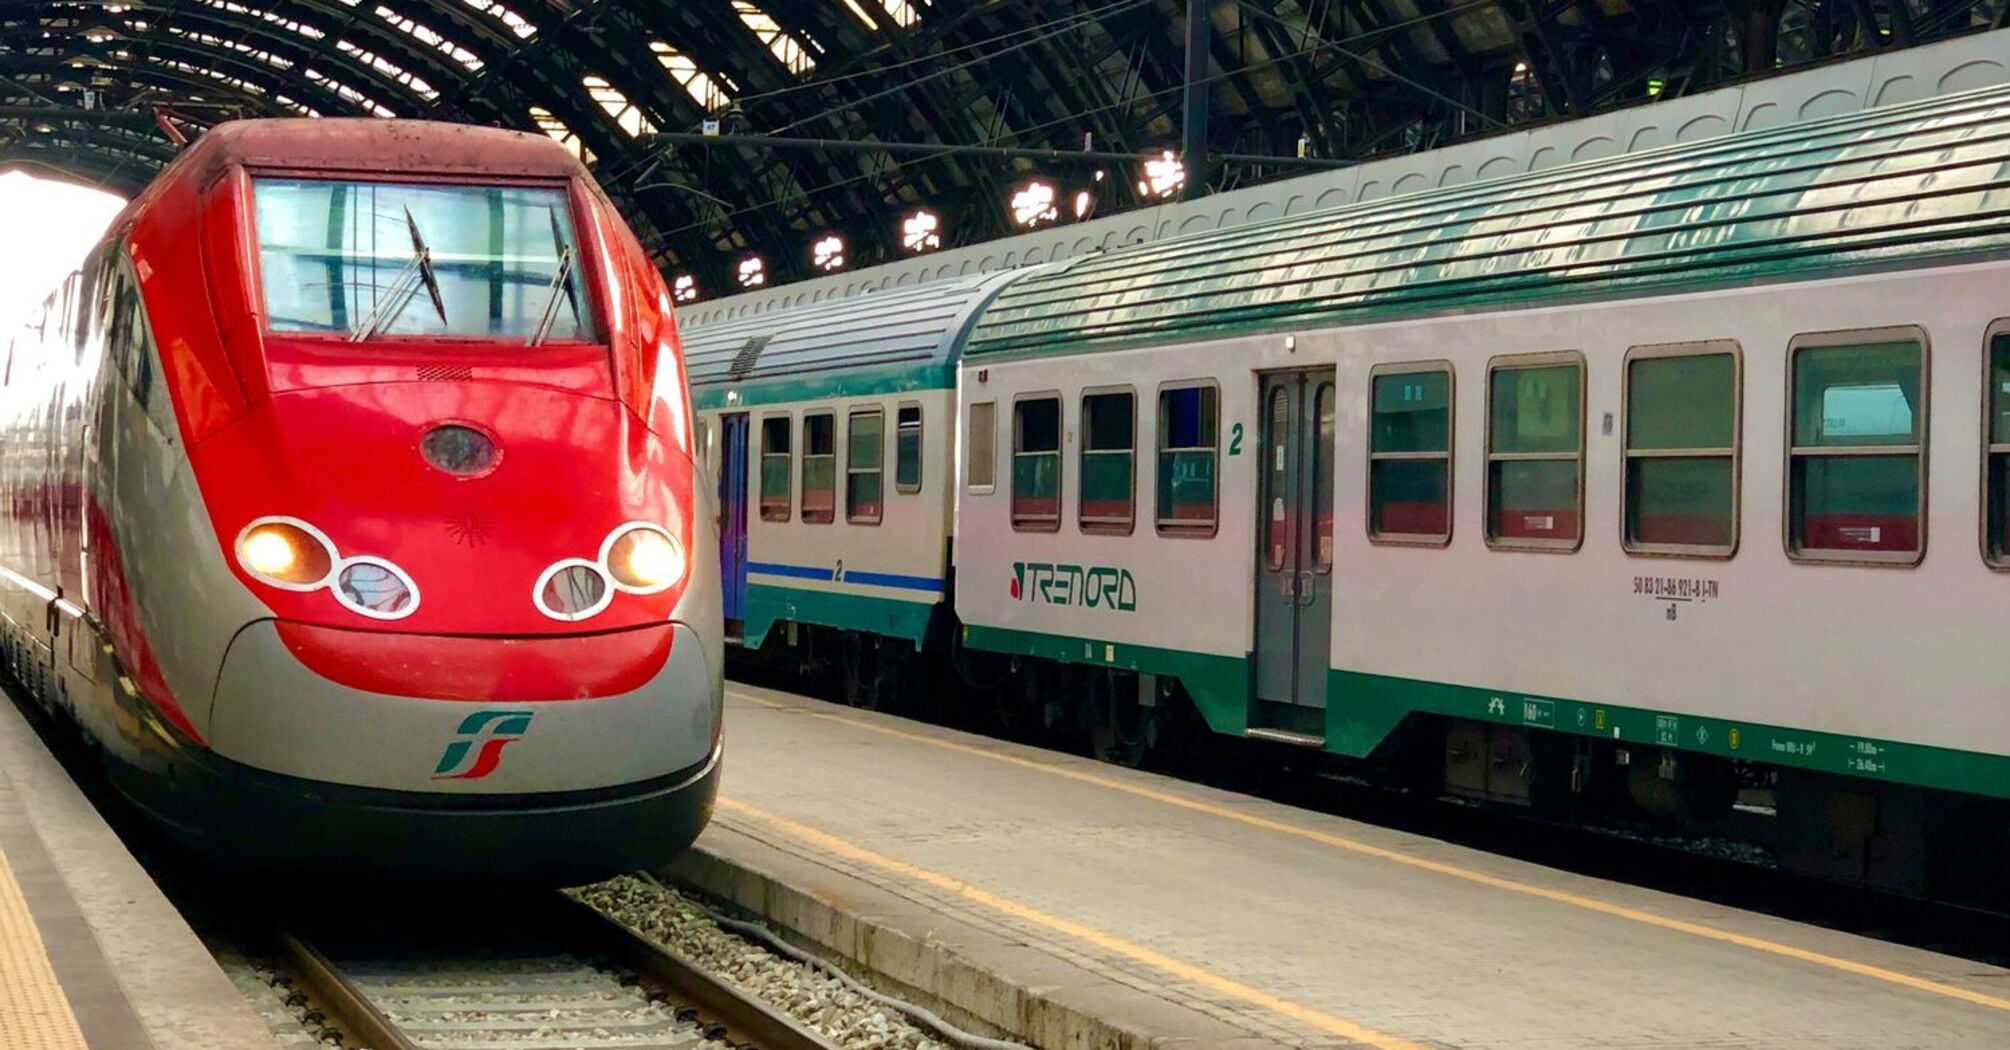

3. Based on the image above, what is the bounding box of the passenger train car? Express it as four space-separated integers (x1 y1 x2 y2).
688 273 1021 705
691 83 2010 902
0 120 720 878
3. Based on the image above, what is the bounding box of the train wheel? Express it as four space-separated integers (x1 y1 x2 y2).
1089 672 1152 768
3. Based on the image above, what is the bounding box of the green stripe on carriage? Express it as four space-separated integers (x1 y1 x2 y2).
958 624 1251 735
693 366 951 411
957 623 2010 800
1327 669 2010 801
742 583 938 651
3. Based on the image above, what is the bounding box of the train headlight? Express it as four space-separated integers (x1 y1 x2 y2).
604 523 685 594
236 519 334 588
235 517 419 619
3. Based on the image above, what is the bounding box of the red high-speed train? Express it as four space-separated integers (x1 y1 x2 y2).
0 120 721 877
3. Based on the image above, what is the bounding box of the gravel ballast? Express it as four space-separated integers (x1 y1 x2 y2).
575 876 947 1050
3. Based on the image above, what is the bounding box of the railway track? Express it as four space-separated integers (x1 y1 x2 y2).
279 893 839 1050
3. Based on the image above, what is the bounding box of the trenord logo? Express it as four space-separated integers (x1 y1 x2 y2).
432 709 534 780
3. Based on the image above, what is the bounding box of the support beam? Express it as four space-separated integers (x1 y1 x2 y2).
1183 0 1213 198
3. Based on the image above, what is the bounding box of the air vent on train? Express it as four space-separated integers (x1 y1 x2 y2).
727 335 772 378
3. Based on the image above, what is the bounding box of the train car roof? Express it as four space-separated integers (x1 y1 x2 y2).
681 269 1026 410
185 119 590 181
967 82 2010 360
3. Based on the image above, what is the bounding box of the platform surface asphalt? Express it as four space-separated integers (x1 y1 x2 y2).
0 697 276 1050
680 683 2010 1050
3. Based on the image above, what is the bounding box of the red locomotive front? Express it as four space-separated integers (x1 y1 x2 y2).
0 120 721 877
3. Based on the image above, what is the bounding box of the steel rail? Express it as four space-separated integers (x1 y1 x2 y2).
279 891 841 1050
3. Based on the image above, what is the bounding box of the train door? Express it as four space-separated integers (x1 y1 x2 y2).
1251 368 1336 739
719 413 751 623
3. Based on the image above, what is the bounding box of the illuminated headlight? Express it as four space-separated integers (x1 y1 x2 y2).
236 519 335 588
603 523 685 594
234 517 419 620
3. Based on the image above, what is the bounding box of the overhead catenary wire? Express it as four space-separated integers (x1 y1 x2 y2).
634 0 1507 243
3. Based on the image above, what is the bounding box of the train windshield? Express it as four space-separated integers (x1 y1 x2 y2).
253 178 595 343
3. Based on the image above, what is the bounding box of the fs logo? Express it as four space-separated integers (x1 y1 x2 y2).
432 709 534 780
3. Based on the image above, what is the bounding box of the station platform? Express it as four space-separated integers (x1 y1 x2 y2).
0 697 275 1050
675 683 2010 1049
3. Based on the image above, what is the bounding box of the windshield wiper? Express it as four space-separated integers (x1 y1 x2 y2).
349 206 449 342
527 208 578 347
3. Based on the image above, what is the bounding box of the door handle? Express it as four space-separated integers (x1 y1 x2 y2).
1298 571 1317 607
1280 571 1295 598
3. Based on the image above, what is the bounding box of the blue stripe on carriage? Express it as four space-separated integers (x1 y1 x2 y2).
745 561 944 593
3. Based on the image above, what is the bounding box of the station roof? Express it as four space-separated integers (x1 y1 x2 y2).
4 2 2003 295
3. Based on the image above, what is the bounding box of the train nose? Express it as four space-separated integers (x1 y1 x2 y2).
205 620 720 794
210 384 696 636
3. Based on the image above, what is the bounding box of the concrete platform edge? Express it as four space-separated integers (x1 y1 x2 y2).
669 825 1277 1050
0 698 277 1050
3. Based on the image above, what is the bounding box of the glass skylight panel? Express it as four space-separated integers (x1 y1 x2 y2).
877 0 923 27
837 0 923 28
733 3 815 75
165 25 293 70
583 76 655 137
649 41 730 111
195 0 326 40
304 67 395 117
374 7 483 71
336 39 438 100
529 105 590 163
461 0 537 40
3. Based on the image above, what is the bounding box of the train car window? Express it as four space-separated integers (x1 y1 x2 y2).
895 403 923 494
847 408 885 525
1368 364 1453 545
1787 331 1926 564
1157 383 1219 536
1624 343 1740 558
967 401 997 491
1313 381 1337 569
1988 326 2010 566
1080 389 1136 534
253 178 595 342
1012 395 1063 531
759 415 791 522
802 412 836 524
1485 353 1584 551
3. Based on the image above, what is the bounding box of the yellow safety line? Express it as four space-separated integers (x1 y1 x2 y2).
718 795 1433 1050
0 848 90 1050
732 689 2010 1014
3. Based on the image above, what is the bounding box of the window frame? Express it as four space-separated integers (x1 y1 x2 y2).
846 405 885 526
1366 360 1455 548
1621 340 1743 560
894 401 924 495
1985 320 2010 569
757 412 794 523
800 409 837 525
1011 391 1065 533
1078 385 1137 536
966 400 997 494
1155 379 1222 539
1783 326 1929 567
1483 350 1587 553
